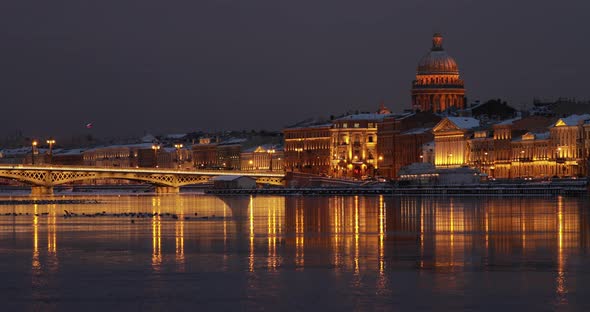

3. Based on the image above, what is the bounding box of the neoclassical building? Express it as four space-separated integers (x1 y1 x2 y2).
412 33 466 112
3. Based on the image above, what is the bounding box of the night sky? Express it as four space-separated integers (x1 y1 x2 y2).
1 1 588 138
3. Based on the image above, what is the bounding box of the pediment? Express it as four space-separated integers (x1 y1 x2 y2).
433 118 461 133
522 132 535 141
554 119 566 127
253 146 266 153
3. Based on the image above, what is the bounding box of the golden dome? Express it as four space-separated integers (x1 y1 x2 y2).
417 34 459 75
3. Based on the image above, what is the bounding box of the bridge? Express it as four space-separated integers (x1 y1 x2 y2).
0 165 285 195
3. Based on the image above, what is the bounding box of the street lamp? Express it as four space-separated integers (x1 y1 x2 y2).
46 138 55 164
151 144 160 168
267 148 276 171
376 155 383 176
31 140 38 165
174 143 183 169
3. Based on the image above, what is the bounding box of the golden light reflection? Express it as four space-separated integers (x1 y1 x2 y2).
32 204 40 272
354 196 360 275
152 199 162 271
267 204 278 271
175 219 185 270
47 205 57 254
332 197 343 270
378 195 385 276
295 199 304 269
249 195 255 272
556 196 567 302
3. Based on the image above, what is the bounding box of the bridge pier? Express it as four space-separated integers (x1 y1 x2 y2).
31 186 53 196
155 186 180 194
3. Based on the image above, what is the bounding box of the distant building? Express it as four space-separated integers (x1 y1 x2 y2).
330 112 387 178
412 33 466 112
283 123 332 175
432 117 480 168
377 111 441 178
192 138 219 169
240 145 284 171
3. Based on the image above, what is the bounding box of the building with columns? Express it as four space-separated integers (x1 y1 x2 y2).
412 33 466 112
432 117 480 168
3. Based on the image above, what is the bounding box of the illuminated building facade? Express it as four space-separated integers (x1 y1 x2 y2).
377 112 440 178
331 113 387 178
412 33 466 112
240 145 284 171
435 114 590 179
550 114 590 177
432 117 480 168
192 138 245 170
283 124 332 175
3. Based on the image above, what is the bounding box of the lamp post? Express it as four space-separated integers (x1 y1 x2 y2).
249 160 254 171
174 143 183 169
46 138 55 164
31 140 38 165
151 144 160 168
267 148 276 171
376 155 383 176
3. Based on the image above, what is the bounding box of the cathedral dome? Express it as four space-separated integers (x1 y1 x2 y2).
417 33 459 75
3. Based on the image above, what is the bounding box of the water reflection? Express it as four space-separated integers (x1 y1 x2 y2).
0 194 588 309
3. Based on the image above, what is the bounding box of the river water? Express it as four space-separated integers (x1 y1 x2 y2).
0 194 589 311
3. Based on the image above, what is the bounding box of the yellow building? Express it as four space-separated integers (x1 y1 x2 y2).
551 114 590 177
240 145 284 171
331 113 388 178
432 117 480 168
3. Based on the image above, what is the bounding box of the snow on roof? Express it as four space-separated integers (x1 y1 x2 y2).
335 113 388 121
164 134 187 139
555 114 590 126
211 175 254 182
447 117 480 130
495 116 522 126
84 143 155 152
54 148 85 155
218 138 247 146
285 123 332 130
141 134 156 143
401 127 432 135
535 132 550 140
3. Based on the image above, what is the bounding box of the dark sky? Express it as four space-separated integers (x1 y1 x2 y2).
1 0 589 138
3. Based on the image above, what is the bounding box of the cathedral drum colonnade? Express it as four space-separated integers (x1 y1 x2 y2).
412 33 465 113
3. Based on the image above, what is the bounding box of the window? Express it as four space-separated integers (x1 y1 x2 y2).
343 123 348 128
354 123 360 128
368 136 374 143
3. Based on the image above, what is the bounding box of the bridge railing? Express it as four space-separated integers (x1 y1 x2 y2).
0 164 285 177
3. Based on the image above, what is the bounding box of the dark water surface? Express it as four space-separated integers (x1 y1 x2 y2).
1 194 589 311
